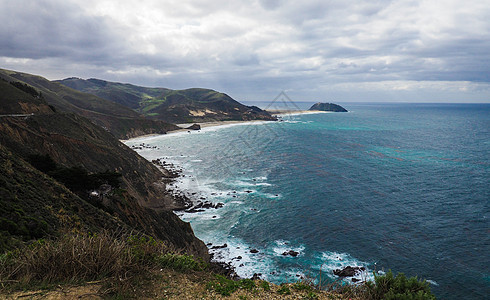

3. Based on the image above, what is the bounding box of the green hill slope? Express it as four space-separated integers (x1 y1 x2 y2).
57 78 276 123
0 69 179 139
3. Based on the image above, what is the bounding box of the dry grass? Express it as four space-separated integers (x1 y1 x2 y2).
0 231 172 293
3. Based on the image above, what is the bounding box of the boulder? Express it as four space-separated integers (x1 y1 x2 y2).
282 250 299 257
187 123 201 130
333 266 365 277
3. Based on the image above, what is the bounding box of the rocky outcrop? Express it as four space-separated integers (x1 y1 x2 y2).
282 250 299 257
186 123 201 130
333 266 366 277
309 102 348 112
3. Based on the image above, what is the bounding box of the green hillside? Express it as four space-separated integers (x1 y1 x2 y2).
57 78 276 123
0 69 179 139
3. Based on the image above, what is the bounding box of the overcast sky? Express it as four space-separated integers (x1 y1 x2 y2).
1 0 489 103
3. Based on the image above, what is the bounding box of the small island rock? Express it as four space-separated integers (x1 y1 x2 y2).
309 102 347 112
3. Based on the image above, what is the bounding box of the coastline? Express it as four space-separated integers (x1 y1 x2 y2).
121 110 329 142
121 110 367 282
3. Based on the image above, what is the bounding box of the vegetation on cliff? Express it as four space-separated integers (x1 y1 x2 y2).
57 77 277 123
0 69 178 139
0 81 207 258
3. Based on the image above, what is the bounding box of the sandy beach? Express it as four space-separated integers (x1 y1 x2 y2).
120 110 327 142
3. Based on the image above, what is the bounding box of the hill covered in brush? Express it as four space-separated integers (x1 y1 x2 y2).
57 77 276 123
0 69 179 139
0 79 207 258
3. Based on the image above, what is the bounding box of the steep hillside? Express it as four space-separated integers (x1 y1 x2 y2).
0 79 54 115
57 78 276 123
0 143 125 251
0 69 179 139
0 83 208 259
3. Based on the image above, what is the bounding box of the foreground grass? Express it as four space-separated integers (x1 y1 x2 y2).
0 233 435 299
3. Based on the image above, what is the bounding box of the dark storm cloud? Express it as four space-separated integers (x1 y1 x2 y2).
0 0 124 62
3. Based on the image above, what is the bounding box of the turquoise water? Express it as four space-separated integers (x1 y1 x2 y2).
126 103 489 299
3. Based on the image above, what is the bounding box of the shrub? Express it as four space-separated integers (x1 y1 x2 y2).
293 281 313 291
303 291 319 300
206 275 257 296
277 285 291 295
207 275 239 296
259 280 270 291
365 270 436 300
156 253 206 272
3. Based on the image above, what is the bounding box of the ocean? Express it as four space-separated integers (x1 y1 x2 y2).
124 103 489 299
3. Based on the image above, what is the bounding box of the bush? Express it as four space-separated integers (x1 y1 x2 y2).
206 275 257 296
259 280 270 291
156 253 206 272
365 270 436 300
207 275 239 296
293 281 313 291
277 285 291 295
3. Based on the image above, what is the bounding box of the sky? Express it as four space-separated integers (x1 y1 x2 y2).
1 0 490 103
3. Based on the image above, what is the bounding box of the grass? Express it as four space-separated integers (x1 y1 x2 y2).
206 275 258 296
0 231 205 298
0 232 436 299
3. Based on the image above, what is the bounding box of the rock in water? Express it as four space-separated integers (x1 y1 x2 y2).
309 102 348 112
333 266 365 277
282 250 299 257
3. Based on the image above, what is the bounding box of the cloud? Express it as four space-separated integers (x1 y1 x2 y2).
1 0 489 102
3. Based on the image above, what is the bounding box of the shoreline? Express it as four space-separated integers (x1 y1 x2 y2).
121 110 328 142
121 111 370 283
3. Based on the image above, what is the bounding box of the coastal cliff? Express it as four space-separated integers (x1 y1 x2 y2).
0 77 208 260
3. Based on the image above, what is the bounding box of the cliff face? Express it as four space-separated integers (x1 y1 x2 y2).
309 102 348 112
0 79 208 260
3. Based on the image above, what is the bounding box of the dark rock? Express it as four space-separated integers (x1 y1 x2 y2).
282 250 299 257
251 273 262 280
333 266 364 277
185 208 205 213
250 249 259 254
309 102 348 112
187 123 201 130
245 190 253 193
211 243 228 250
352 278 361 283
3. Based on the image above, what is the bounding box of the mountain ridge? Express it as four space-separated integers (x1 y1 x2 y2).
0 68 179 139
57 77 277 124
